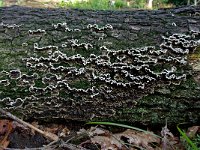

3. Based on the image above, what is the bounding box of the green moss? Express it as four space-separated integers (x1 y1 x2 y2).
0 50 27 70
171 88 200 99
179 77 199 89
117 76 200 124
70 80 91 89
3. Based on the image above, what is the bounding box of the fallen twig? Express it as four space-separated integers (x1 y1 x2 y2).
45 139 60 147
0 108 59 142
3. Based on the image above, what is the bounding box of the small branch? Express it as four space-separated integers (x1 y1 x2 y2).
0 108 59 141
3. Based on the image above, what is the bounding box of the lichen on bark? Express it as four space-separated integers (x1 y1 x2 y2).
0 6 200 125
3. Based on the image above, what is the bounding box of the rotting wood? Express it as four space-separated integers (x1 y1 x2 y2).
0 6 199 125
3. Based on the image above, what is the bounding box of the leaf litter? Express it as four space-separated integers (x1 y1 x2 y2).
0 108 199 150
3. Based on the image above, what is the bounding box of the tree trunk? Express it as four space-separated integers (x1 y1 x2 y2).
194 0 197 6
0 6 200 125
147 0 153 9
187 0 190 5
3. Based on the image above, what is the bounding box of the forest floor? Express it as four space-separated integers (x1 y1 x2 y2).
0 108 199 150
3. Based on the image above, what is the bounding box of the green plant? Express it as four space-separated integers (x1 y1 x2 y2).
58 0 128 10
57 0 177 10
130 0 146 8
58 0 110 10
0 0 3 7
185 134 200 150
115 0 126 9
166 0 187 6
177 125 199 150
86 121 161 138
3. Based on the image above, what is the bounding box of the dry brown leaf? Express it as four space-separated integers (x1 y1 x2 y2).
187 126 200 139
115 129 160 150
0 120 11 135
41 124 70 137
91 136 123 150
0 119 13 150
88 127 110 137
85 127 160 150
80 127 127 149
77 128 87 135
59 127 70 137
44 126 59 134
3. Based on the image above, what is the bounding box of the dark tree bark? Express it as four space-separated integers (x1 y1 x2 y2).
0 6 200 125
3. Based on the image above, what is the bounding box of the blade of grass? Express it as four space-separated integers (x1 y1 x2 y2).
86 121 161 138
177 125 198 150
0 0 3 7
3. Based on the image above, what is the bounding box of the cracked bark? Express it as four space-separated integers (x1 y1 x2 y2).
0 6 200 125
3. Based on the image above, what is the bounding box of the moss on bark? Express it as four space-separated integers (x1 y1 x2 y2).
0 6 200 125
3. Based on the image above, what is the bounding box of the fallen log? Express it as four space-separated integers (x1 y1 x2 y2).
0 5 199 125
